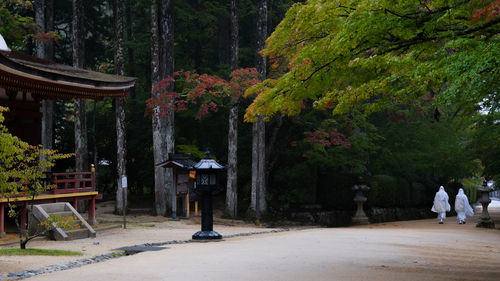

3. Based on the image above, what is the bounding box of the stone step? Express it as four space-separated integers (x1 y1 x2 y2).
31 202 96 241
64 228 94 240
48 211 75 218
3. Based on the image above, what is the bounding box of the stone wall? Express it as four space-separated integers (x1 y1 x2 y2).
291 207 436 227
368 207 435 223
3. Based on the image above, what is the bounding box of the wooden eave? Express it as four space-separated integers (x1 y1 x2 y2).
0 51 136 100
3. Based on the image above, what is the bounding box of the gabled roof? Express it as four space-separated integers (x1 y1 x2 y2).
0 50 136 100
193 158 226 170
156 154 198 170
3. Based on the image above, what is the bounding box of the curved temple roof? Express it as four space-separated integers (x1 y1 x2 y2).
0 50 136 100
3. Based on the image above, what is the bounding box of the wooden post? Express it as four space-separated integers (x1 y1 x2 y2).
186 193 190 217
88 196 96 225
0 203 5 238
121 175 127 229
195 201 198 216
20 203 27 233
172 168 177 220
91 164 96 190
72 198 78 210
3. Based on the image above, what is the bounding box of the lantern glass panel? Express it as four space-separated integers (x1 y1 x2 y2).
209 174 216 185
198 174 209 185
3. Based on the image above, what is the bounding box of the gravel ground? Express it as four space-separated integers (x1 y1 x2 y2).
0 201 280 278
1 200 500 280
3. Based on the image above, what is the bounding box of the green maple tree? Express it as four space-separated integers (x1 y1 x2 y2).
245 0 499 120
0 106 73 249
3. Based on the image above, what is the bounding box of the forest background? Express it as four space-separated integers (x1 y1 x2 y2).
1 0 499 219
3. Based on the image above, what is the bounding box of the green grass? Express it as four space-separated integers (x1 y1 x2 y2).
0 248 82 256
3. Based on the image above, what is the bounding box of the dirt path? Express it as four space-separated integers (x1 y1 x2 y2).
27 219 500 281
0 201 275 275
1 201 500 280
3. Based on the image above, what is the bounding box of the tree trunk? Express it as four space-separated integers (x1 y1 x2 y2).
230 0 239 72
151 0 167 216
41 100 54 150
74 99 88 172
126 0 135 99
36 0 55 155
251 0 267 219
226 0 239 218
35 0 46 59
256 116 266 214
73 0 88 173
115 0 127 215
255 0 267 82
160 0 175 216
45 0 54 59
250 121 258 213
226 105 238 218
43 0 55 155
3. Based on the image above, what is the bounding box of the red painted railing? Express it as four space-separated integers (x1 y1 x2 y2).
51 172 95 194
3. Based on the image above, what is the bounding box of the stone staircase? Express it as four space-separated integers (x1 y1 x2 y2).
29 202 96 241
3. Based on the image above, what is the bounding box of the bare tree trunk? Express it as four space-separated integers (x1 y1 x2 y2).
34 0 54 153
36 0 55 156
126 0 135 99
226 104 238 218
256 116 266 214
45 0 54 59
35 0 46 59
226 0 239 218
44 0 55 156
43 0 55 157
115 0 127 215
41 100 54 149
160 0 175 216
151 0 167 216
73 0 88 173
255 0 267 82
250 122 258 213
251 0 267 219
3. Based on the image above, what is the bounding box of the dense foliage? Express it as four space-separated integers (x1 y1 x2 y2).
246 0 499 119
245 0 499 211
1 0 498 218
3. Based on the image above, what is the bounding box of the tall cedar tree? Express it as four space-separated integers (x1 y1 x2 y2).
72 0 88 173
160 0 175 216
114 0 128 215
35 0 55 155
226 0 239 218
151 0 173 216
251 0 267 219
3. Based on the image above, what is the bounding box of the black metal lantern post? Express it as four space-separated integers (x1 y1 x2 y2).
192 154 226 240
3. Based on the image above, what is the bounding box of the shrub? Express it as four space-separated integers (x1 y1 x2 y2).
368 175 399 208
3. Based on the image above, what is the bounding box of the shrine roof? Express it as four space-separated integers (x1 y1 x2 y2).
0 50 136 99
157 154 198 170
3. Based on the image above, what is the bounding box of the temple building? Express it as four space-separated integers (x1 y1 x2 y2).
0 46 135 145
0 34 136 237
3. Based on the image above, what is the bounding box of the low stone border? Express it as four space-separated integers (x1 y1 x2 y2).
0 252 125 281
0 228 294 280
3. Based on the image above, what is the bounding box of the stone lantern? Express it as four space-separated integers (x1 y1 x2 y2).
192 153 226 240
476 180 495 228
352 183 370 225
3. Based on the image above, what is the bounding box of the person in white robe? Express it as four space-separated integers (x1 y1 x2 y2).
431 186 450 224
455 188 474 224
